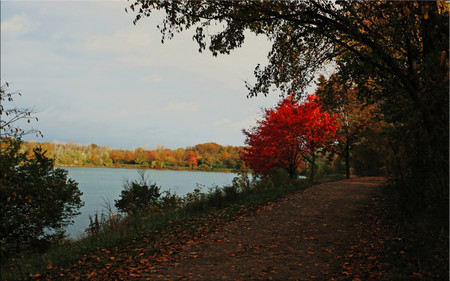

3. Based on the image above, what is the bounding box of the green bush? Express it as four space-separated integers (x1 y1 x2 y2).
0 138 83 260
115 170 161 215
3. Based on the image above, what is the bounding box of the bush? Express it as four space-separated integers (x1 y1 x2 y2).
183 187 207 213
159 190 181 213
83 198 122 236
231 161 252 192
115 170 161 215
0 138 83 260
223 185 239 201
207 186 225 208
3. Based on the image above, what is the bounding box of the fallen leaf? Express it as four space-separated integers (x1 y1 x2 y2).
87 270 96 279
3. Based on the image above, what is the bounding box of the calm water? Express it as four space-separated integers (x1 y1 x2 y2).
63 167 236 238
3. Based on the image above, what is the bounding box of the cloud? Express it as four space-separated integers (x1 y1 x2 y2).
212 118 232 127
80 28 156 55
2 1 285 149
76 19 271 84
157 101 201 114
1 13 40 34
207 114 261 132
140 73 164 83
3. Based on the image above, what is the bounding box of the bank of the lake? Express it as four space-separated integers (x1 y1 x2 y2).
63 167 236 238
57 164 234 173
4 168 314 281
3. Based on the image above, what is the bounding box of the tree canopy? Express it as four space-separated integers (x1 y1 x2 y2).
242 94 338 180
315 73 383 178
129 1 448 100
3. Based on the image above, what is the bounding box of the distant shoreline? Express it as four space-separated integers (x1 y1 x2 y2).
56 164 234 173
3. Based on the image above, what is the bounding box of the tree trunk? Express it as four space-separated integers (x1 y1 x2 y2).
288 163 297 179
310 151 315 183
345 138 350 179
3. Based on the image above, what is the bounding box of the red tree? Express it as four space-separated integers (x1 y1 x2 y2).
187 151 198 169
242 94 338 180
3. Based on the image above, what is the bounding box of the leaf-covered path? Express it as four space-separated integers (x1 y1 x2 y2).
126 177 389 280
46 177 390 280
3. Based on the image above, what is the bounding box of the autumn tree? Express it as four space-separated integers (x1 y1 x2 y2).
242 94 338 180
111 149 123 164
315 74 383 178
134 147 148 166
187 151 198 169
300 95 339 181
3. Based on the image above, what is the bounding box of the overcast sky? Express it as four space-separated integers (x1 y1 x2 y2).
1 1 292 150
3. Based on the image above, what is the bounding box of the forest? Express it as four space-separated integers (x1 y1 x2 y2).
20 141 243 171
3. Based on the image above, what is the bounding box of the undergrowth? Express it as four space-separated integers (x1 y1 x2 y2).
381 177 449 281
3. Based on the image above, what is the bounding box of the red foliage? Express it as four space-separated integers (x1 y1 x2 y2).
242 94 338 178
187 151 198 168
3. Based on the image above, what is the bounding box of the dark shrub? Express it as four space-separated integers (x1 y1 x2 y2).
223 185 239 201
207 187 225 208
0 138 83 260
115 170 161 215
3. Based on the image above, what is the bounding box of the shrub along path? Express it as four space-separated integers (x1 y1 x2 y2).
38 177 391 280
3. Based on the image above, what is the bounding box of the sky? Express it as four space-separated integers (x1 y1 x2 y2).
1 1 293 150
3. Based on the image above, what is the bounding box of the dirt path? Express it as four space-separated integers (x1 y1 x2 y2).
128 177 389 280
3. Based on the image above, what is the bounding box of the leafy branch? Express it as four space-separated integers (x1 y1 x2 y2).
0 82 42 139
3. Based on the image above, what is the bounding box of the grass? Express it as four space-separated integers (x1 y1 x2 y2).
2 171 343 280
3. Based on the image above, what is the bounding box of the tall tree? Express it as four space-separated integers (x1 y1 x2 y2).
315 74 382 178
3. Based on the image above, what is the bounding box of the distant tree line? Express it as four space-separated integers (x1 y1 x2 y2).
21 141 243 171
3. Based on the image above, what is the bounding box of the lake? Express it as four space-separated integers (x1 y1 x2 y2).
63 167 236 238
